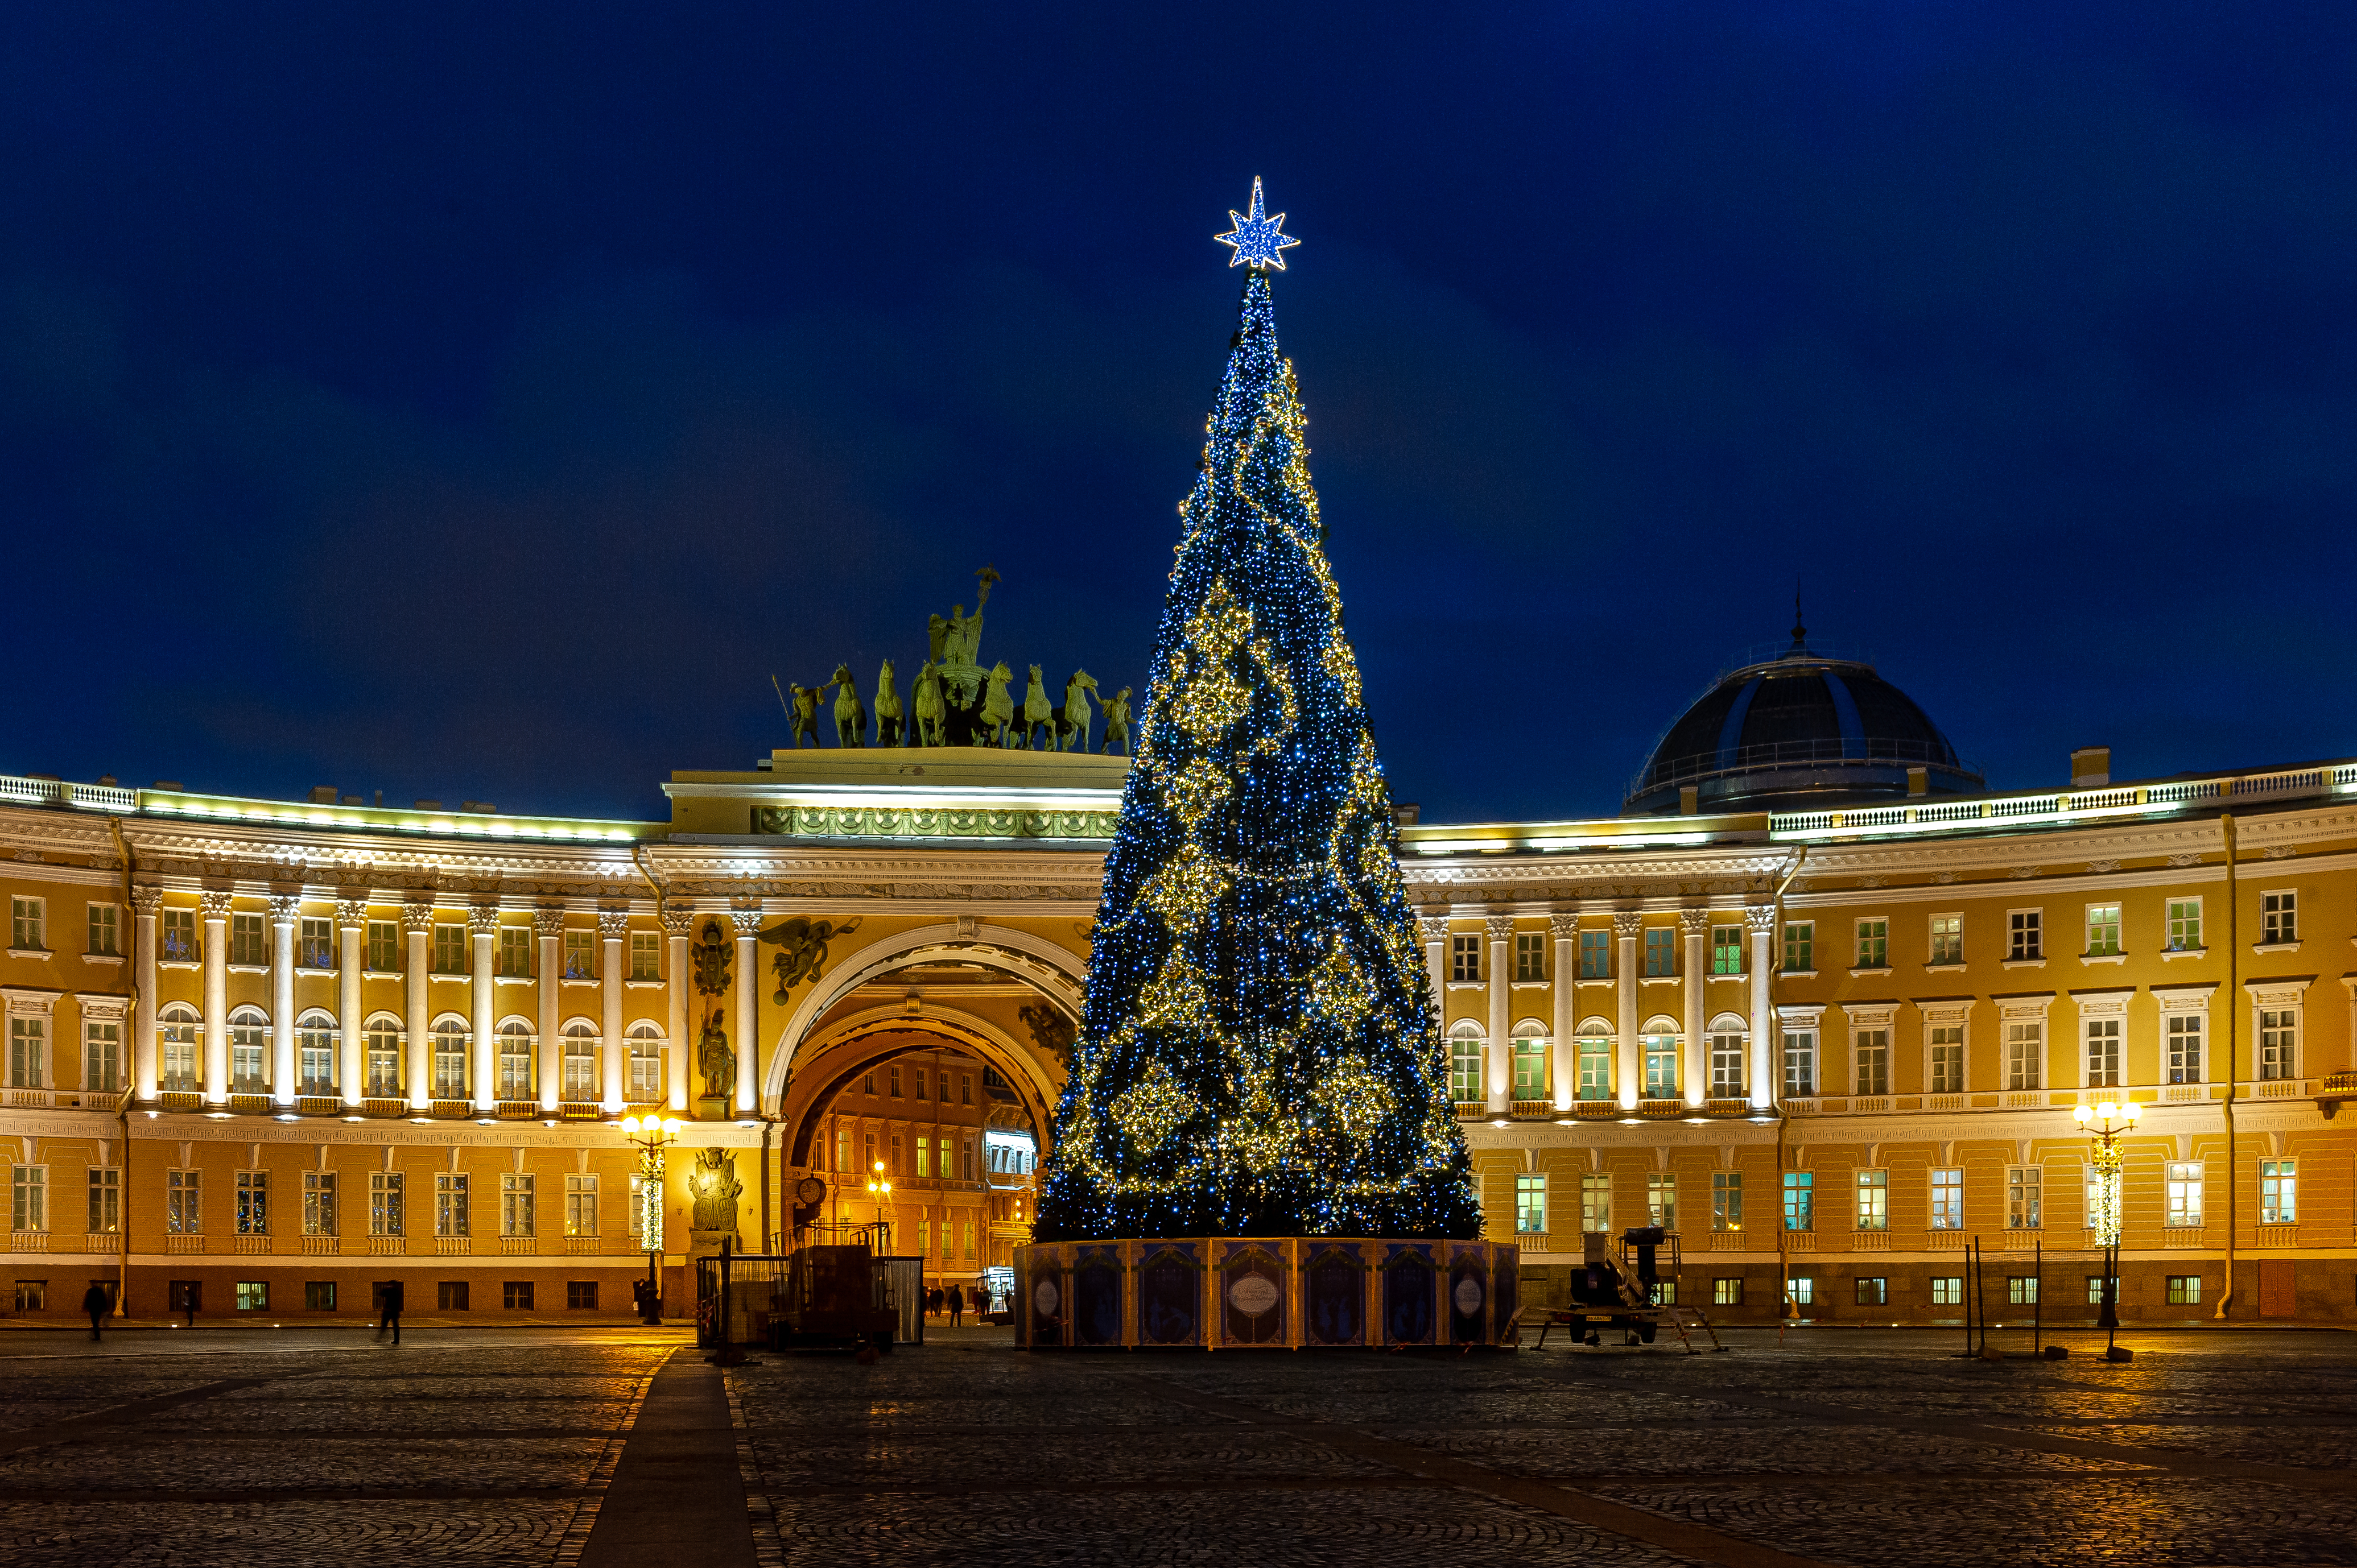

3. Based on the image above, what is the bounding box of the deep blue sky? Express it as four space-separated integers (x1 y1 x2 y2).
6 3 2354 823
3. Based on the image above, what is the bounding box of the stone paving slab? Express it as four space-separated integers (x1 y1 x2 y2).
0 1499 581 1567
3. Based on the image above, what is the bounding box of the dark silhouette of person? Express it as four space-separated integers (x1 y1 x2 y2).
377 1279 404 1346
948 1283 964 1328
82 1282 110 1341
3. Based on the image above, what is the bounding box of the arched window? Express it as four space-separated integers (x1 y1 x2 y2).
1707 1013 1748 1099
1640 1016 1681 1099
626 1022 664 1102
1447 1020 1484 1104
362 1013 404 1097
296 1010 337 1095
1510 1019 1549 1102
229 1007 270 1093
1575 1019 1613 1101
497 1018 535 1101
562 1020 599 1102
159 1003 200 1093
430 1016 469 1099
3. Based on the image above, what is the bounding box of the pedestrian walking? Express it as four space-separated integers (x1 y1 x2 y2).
82 1282 110 1342
948 1283 963 1328
376 1279 405 1346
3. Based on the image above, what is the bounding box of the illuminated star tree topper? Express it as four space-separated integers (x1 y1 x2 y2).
1213 176 1302 271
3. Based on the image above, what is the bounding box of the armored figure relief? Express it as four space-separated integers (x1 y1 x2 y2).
690 1147 742 1235
696 1012 736 1101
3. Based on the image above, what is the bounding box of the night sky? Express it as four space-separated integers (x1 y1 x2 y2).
6 3 2354 824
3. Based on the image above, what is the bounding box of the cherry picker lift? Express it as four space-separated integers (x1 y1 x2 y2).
1532 1226 1727 1354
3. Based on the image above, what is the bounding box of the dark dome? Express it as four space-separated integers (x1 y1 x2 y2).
1623 635 1981 816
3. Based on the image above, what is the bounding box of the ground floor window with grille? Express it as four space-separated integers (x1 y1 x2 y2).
371 1172 404 1237
1855 1169 1888 1230
235 1281 267 1311
305 1281 337 1310
567 1281 598 1310
1646 1173 1677 1231
2008 1276 2039 1305
565 1174 598 1236
504 1281 535 1309
1930 1167 1963 1230
1711 1172 1741 1232
436 1173 469 1238
86 1168 118 1234
2165 1163 2203 1228
2167 1275 2202 1305
1787 1277 1814 1306
1652 1281 1678 1305
10 1167 43 1233
304 1172 336 1236
2008 1166 2042 1230
2085 1275 2112 1305
2260 1159 2296 1224
1782 1170 1813 1231
1712 1277 1743 1306
1580 1173 1611 1234
503 1173 535 1237
1514 1174 1546 1234
1931 1276 1963 1305
236 1171 267 1235
13 1281 44 1312
438 1281 470 1310
166 1169 200 1234
1855 1277 1886 1306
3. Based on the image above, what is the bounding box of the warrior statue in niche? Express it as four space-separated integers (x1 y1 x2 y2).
696 1012 736 1102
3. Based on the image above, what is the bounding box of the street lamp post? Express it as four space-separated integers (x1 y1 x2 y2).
621 1114 680 1325
864 1160 893 1252
2074 1098 2139 1362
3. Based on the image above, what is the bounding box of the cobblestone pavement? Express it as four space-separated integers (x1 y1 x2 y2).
729 1326 2357 1567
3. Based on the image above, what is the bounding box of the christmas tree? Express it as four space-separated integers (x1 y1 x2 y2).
1035 184 1481 1242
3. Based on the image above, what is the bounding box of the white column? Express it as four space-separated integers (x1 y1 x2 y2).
600 907 629 1111
131 887 161 1101
469 906 498 1111
663 911 692 1114
1613 911 1642 1108
731 908 763 1115
403 903 433 1109
200 891 232 1104
336 899 366 1106
535 909 564 1112
1747 907 1777 1109
1681 909 1709 1107
1549 913 1576 1112
269 895 300 1106
1485 915 1512 1112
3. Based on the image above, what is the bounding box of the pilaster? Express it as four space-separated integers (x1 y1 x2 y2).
534 908 565 1112
599 906 630 1111
336 898 367 1106
1612 911 1642 1110
269 893 300 1106
401 902 434 1109
1681 908 1709 1106
131 886 162 1101
199 891 232 1105
730 905 765 1116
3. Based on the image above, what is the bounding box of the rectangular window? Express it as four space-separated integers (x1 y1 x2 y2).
1782 1029 1817 1098
367 920 398 971
913 1066 928 1100
1450 934 1480 983
230 911 266 966
1579 1173 1611 1234
2166 1274 2202 1305
9 1016 46 1089
2007 1276 2040 1306
504 1280 535 1310
86 903 118 957
2259 1010 2298 1081
438 1281 470 1311
1788 1276 1814 1306
2165 1162 2203 1228
2005 1021 2042 1091
1929 913 1962 966
1653 1281 1678 1306
630 931 661 980
1854 1030 1888 1097
236 1170 267 1236
1577 1033 1612 1100
1642 1032 1677 1098
2166 1015 2204 1085
1782 921 1813 974
1931 1276 1963 1306
1712 1277 1743 1306
2165 898 2202 952
567 1281 598 1310
306 1281 337 1311
84 1019 121 1094
10 1166 45 1232
297 916 333 969
1449 1036 1483 1103
236 1280 268 1312
1711 925 1743 975
1708 1029 1744 1097
1854 1168 1888 1230
1511 1035 1547 1100
1855 919 1887 969
432 922 467 973
565 1173 598 1236
1643 928 1675 977
964 1221 976 1260
2087 1275 2110 1305
11 896 45 951
436 1173 469 1238
160 907 197 962
370 1172 404 1237
2261 890 2297 944
497 925 532 977
167 1169 201 1234
1929 1024 1964 1094
303 1172 336 1237
2084 904 2120 957
1855 1276 1887 1306
2007 1166 2042 1230
916 1139 932 1178
1711 1172 1741 1232
2007 910 2041 962
2084 1018 2121 1089
1646 1173 1677 1231
1576 929 1609 979
2260 1159 2296 1225
1782 1170 1814 1232
1513 931 1545 982
365 1020 401 1097
1930 1167 1964 1230
502 1173 535 1236
560 929 595 979
889 1065 902 1098
86 1168 118 1234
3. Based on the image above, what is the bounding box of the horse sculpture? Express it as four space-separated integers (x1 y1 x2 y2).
1056 669 1098 752
979 661 1016 748
829 665 866 748
788 683 820 748
1020 664 1056 750
912 660 946 747
873 659 903 747
1101 686 1133 755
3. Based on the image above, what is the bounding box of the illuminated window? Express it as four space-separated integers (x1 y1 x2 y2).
1575 1023 1612 1101
1576 929 1609 979
1580 1173 1611 1234
2259 1010 2297 1081
1643 928 1675 977
1711 925 1743 975
2166 1274 2201 1304
564 1174 598 1236
501 1174 534 1238
236 1170 267 1235
562 1022 598 1101
1782 1171 1813 1232
1782 1028 1817 1098
160 907 197 962
2165 1163 2202 1228
1708 1025 1745 1097
166 1169 200 1234
1510 1029 1547 1100
431 1019 469 1099
1711 1172 1741 1231
228 1007 268 1093
628 1024 663 1101
1930 1168 1963 1230
1929 913 1962 966
2165 898 2202 951
1931 1276 1962 1305
436 1173 469 1238
1514 1174 1546 1234
1854 1169 1887 1230
1855 919 1887 969
297 1012 336 1095
1448 1030 1483 1104
2007 1276 2039 1305
1641 1028 1678 1098
562 929 596 979
86 1168 118 1234
1713 1277 1743 1305
2084 904 2120 957
159 1004 199 1093
2260 1160 2296 1224
1855 1276 1887 1306
1787 1276 1814 1306
370 1172 405 1237
2007 1166 2041 1230
304 1172 337 1237
364 1016 403 1097
2166 1015 2203 1085
10 1166 45 1232
1647 1173 1677 1231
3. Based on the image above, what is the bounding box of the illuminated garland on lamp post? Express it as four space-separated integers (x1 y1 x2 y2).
620 1114 679 1325
2074 1098 2138 1362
